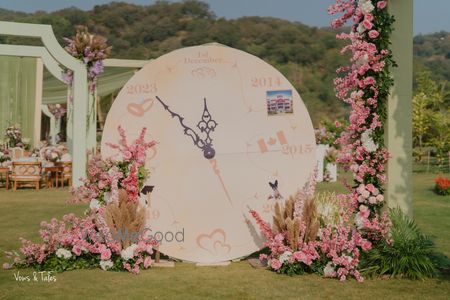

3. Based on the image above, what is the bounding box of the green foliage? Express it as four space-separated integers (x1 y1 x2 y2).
359 208 446 279
277 257 325 276
412 71 450 164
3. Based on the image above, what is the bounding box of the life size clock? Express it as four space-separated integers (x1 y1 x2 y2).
101 44 316 263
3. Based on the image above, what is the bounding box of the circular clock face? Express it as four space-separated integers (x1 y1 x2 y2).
101 44 316 263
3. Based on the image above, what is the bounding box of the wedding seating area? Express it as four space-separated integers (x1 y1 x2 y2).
0 126 72 191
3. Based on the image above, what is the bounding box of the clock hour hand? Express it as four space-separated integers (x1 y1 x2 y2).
209 158 233 206
155 96 217 159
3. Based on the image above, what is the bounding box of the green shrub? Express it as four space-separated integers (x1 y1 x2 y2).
359 208 447 279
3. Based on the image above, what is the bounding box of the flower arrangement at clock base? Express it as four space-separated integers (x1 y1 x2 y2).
7 191 157 274
250 177 374 282
4 126 158 274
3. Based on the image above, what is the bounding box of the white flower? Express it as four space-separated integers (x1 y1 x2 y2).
279 251 292 264
323 262 335 277
361 129 378 152
376 194 384 202
104 192 111 203
56 248 72 259
359 0 374 14
357 23 366 34
100 260 114 271
355 213 365 230
90 199 100 210
121 244 138 261
357 53 369 66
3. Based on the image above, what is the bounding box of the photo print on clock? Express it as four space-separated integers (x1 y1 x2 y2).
266 89 294 116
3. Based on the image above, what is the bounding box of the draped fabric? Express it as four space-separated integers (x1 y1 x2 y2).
42 67 136 104
0 55 137 146
0 56 37 145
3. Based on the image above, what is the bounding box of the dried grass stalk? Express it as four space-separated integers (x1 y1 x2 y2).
103 189 145 248
301 197 319 243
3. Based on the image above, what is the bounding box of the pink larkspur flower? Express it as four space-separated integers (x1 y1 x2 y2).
144 256 152 268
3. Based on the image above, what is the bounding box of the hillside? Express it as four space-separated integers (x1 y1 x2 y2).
0 1 448 124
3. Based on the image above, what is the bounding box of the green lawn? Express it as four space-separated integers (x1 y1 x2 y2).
0 173 449 300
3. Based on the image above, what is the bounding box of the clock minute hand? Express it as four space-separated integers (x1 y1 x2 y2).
155 96 216 159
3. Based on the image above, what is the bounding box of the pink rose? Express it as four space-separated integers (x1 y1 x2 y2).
122 151 132 160
368 30 380 39
361 190 370 199
362 19 373 30
365 14 374 22
376 194 384 202
293 251 305 262
72 245 82 256
365 183 375 193
359 205 370 218
101 248 112 260
368 196 377 204
377 1 387 9
270 259 282 270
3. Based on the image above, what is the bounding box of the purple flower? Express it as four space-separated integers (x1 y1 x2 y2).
89 60 104 78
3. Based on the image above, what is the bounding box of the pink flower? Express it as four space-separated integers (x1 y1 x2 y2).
270 259 282 270
360 239 372 251
101 248 111 260
2 263 12 270
362 19 373 30
293 251 305 262
365 14 374 22
123 151 132 160
377 1 387 9
72 245 82 256
359 205 370 218
368 30 379 39
376 194 384 202
98 180 107 190
144 256 152 268
365 184 375 193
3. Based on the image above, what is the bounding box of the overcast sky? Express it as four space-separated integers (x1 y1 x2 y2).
0 0 448 35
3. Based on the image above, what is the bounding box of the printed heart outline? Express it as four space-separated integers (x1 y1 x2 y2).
196 228 231 255
127 98 154 117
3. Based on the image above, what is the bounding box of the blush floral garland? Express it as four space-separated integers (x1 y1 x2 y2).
328 0 395 238
249 0 396 281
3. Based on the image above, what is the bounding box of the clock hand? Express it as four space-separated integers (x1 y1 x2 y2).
209 158 233 207
155 96 217 159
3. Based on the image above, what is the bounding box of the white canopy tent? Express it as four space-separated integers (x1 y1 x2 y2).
0 21 148 186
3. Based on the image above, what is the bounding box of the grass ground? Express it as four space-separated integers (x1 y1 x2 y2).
0 173 449 299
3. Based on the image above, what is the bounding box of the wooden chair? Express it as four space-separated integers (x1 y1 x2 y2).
56 161 72 187
10 161 42 190
10 147 24 160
